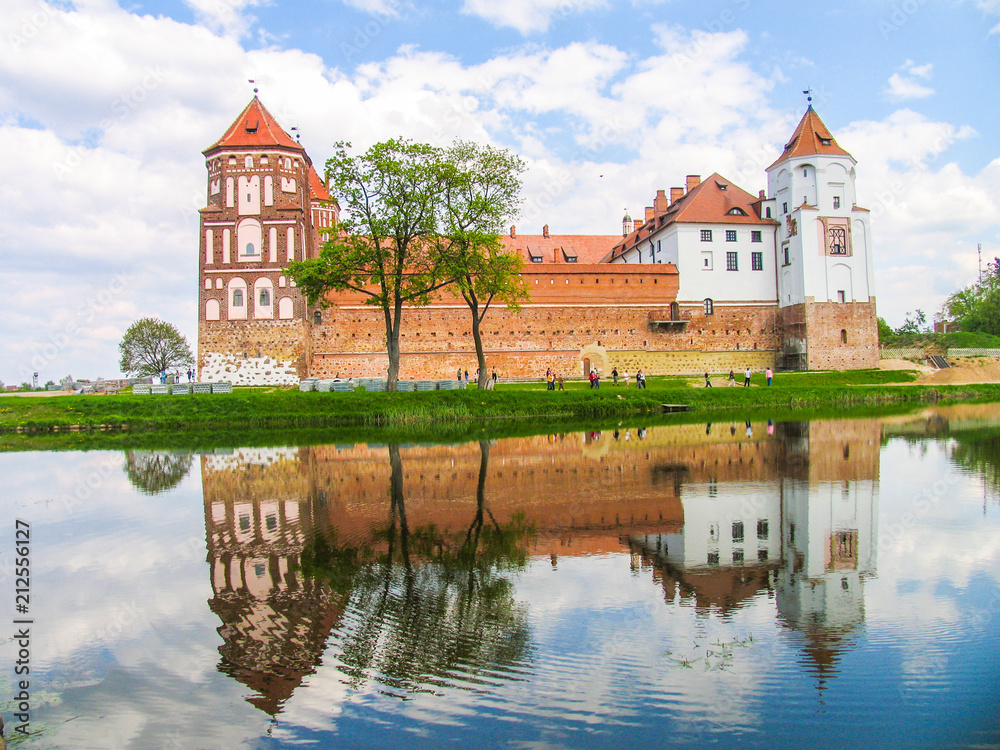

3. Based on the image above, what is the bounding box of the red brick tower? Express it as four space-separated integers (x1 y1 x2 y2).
198 97 337 385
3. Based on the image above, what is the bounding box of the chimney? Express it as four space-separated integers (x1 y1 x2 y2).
654 189 669 215
510 225 516 238
670 187 684 204
634 218 643 231
553 247 559 262
758 190 765 199
644 206 654 222
542 224 549 238
685 175 701 193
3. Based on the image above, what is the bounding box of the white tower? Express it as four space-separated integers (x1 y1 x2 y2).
764 107 878 370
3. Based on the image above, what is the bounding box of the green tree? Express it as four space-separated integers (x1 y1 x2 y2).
943 257 1000 335
441 141 528 389
877 316 894 341
895 309 928 335
288 139 454 391
118 317 194 378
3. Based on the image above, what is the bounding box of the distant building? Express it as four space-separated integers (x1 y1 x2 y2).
197 99 878 384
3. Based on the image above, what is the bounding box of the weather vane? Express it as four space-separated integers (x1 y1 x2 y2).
291 126 301 142
248 78 258 95
803 88 813 105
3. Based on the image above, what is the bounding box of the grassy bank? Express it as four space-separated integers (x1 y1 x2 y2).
3 368 1000 451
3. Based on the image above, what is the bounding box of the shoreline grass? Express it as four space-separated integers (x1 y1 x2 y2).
3 368 1000 451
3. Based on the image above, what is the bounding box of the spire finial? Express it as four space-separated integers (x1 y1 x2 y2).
291 126 301 143
248 78 258 95
803 88 813 107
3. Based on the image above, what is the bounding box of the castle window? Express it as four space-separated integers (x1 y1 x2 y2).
757 519 769 540
841 329 848 344
232 289 243 307
245 155 253 169
704 298 714 315
782 245 790 266
246 242 256 255
284 157 292 170
314 311 322 325
700 229 713 242
752 251 763 271
765 207 772 218
751 231 762 243
702 252 713 270
726 230 737 242
829 226 847 255
732 521 744 543
837 290 846 303
726 252 738 271
834 196 841 209
259 289 269 306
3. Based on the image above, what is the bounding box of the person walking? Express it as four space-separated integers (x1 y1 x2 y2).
557 375 565 390
704 372 713 388
728 369 736 387
492 370 498 383
766 367 773 386
594 370 600 389
743 367 752 387
612 367 619 385
547 371 555 390
622 369 629 389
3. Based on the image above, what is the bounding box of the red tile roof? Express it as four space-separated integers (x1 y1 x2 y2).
205 97 303 153
308 165 332 202
606 174 777 260
768 106 852 170
500 234 621 265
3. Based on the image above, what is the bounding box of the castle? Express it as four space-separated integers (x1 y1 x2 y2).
198 98 878 385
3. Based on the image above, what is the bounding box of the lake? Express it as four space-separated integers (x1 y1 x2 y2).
2 405 1000 749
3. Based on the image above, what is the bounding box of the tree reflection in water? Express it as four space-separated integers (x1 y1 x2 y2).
123 450 194 495
303 442 535 696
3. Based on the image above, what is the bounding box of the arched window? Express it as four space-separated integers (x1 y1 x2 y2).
278 297 294 319
704 298 714 316
259 289 270 306
244 155 253 169
670 302 680 320
205 299 220 321
233 289 243 307
228 278 247 320
841 329 848 344
313 310 322 325
246 242 256 256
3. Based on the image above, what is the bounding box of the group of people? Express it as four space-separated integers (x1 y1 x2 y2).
546 368 565 390
705 367 774 387
457 369 499 384
611 367 646 388
155 368 196 384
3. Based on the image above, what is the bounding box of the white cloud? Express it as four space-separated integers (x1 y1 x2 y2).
884 72 934 102
339 0 403 15
461 0 607 34
182 0 267 37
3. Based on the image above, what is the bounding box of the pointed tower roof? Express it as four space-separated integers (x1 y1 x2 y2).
307 165 332 202
768 106 852 170
204 97 303 154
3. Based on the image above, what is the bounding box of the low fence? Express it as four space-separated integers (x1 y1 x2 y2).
881 348 1000 360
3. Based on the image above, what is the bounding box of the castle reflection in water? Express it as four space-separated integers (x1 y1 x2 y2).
200 418 879 713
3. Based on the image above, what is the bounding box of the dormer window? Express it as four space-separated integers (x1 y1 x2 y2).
820 137 832 146
716 181 728 190
245 119 259 134
727 207 747 216
561 247 578 263
527 248 543 263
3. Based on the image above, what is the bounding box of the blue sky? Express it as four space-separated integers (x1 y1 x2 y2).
1 0 999 383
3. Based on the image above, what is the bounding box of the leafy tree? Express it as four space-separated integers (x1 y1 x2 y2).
895 309 928 335
877 316 894 341
288 139 454 391
441 141 528 389
118 317 194 378
943 257 1000 336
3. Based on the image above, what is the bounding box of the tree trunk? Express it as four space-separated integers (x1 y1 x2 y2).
470 308 490 389
385 304 401 391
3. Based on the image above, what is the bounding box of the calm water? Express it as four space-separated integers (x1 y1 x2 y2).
2 406 1000 749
